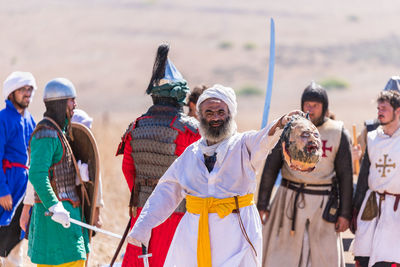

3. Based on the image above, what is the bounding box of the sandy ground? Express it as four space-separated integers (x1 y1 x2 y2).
0 0 399 266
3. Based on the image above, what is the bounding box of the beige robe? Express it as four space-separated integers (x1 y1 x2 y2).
262 119 346 267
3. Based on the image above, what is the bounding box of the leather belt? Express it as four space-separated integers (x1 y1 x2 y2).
281 178 331 235
376 191 400 216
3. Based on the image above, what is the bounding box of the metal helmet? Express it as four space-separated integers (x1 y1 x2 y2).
43 78 76 102
301 81 329 116
383 76 400 92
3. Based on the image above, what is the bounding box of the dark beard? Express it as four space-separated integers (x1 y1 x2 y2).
14 99 28 110
10 92 29 110
379 112 396 126
200 116 233 144
311 115 326 127
287 141 320 164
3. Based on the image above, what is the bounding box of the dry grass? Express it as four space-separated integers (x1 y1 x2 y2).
5 0 399 265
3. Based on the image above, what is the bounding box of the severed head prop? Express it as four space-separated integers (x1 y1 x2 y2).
281 114 322 172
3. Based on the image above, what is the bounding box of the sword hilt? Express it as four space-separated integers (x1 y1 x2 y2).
138 244 152 260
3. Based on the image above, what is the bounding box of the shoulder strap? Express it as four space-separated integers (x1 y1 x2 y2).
43 117 91 208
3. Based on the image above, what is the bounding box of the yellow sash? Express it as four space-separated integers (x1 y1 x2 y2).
186 193 254 267
38 260 85 267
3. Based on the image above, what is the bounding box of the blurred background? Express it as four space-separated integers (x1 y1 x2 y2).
1 0 399 265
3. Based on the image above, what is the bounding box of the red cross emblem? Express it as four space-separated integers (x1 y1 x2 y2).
321 140 332 158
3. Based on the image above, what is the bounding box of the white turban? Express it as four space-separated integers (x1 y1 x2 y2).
196 84 237 117
3 71 37 100
71 109 93 129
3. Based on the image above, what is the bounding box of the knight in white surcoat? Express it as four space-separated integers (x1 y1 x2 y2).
353 90 400 267
258 82 353 267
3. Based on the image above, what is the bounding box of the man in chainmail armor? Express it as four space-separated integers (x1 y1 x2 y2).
116 43 200 267
27 78 90 267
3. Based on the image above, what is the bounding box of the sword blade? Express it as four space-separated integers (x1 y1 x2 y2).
138 254 152 267
44 211 122 239
261 18 275 129
142 257 150 267
69 218 122 239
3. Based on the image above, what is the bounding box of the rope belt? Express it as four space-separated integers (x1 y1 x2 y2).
186 193 254 267
2 159 28 173
281 178 331 235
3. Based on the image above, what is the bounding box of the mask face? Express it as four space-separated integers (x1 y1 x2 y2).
282 116 322 172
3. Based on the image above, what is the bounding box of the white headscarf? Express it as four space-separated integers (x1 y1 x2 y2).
196 84 237 117
3 71 37 101
71 109 93 129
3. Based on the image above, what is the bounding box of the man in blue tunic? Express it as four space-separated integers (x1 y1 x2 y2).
0 71 37 266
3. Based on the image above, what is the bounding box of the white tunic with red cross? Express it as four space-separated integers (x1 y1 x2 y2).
353 126 400 266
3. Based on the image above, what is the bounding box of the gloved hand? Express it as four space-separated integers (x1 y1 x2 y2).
49 202 70 228
76 160 90 186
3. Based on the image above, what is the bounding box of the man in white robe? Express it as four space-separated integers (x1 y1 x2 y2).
353 90 400 267
127 84 297 267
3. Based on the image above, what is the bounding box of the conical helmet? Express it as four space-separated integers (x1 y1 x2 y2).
383 76 400 92
146 43 189 106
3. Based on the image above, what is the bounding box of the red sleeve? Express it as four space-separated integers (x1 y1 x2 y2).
174 129 201 156
122 132 135 192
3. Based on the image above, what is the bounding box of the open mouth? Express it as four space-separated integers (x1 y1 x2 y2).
210 121 222 127
306 143 318 153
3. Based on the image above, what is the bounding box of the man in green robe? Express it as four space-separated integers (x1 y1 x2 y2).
28 78 89 267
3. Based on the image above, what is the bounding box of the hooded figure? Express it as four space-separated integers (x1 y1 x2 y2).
116 43 200 267
42 78 76 134
301 81 329 126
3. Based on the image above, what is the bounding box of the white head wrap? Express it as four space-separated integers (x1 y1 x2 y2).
3 71 37 101
71 109 93 129
196 84 237 117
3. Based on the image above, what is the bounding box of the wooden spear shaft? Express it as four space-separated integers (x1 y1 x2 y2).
352 124 360 175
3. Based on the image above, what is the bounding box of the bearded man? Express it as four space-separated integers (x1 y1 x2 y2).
0 71 37 267
352 90 400 267
258 81 353 267
126 84 297 267
355 76 400 160
116 43 200 267
28 78 90 267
